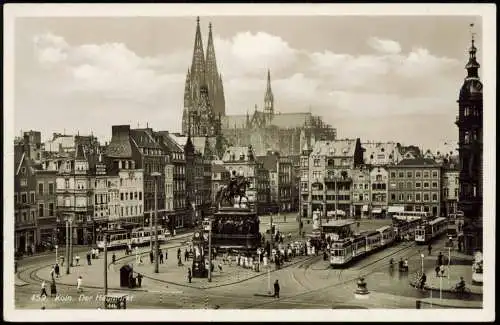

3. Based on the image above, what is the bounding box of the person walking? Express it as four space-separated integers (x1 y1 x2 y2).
435 265 440 277
59 256 65 267
40 281 48 298
149 251 154 264
55 263 60 278
184 249 189 262
428 244 432 256
438 252 443 266
165 250 168 262
273 279 280 298
112 253 116 264
50 279 57 297
419 273 427 290
440 264 445 277
77 276 83 292
50 266 55 281
159 251 164 264
75 255 80 266
177 248 181 260
187 268 192 283
137 273 143 287
87 251 91 265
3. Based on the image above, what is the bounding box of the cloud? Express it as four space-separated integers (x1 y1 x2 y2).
368 37 402 54
18 30 463 149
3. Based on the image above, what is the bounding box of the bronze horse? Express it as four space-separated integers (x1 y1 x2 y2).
215 177 250 208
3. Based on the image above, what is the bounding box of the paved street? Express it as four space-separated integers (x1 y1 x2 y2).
14 217 482 310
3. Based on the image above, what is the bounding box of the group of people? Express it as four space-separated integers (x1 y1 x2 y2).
212 217 260 235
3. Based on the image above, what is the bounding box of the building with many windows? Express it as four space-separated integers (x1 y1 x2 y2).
351 167 371 218
34 166 58 245
257 151 294 213
369 166 389 218
387 158 442 217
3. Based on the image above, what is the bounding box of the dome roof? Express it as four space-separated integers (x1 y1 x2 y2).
459 78 483 100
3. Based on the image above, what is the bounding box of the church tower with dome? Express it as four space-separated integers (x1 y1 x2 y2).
456 26 483 255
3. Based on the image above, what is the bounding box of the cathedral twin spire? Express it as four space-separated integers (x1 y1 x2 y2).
182 17 226 137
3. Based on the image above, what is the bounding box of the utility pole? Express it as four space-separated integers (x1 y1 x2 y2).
103 228 108 295
65 218 70 274
208 219 212 282
152 172 161 273
150 210 153 251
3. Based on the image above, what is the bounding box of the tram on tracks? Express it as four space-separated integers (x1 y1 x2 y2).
392 217 422 242
324 220 396 267
96 227 170 250
415 217 447 244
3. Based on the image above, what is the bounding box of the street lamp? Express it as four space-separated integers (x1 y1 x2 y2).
151 172 161 274
98 225 108 296
65 215 73 275
420 253 424 274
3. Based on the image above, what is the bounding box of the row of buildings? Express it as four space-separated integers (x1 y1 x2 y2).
299 139 460 220
14 128 300 253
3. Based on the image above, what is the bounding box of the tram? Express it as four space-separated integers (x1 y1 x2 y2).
96 227 170 250
415 217 447 244
324 220 396 267
392 217 422 241
130 227 170 246
96 229 130 250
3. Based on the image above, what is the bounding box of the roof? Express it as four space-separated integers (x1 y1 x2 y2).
192 136 207 155
397 158 440 167
269 112 312 129
321 219 356 228
169 134 188 148
156 131 183 153
311 139 358 157
362 142 401 164
15 152 25 175
106 126 133 158
44 135 75 152
130 128 161 149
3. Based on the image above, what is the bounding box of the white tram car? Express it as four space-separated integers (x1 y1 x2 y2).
415 217 447 244
130 227 170 246
329 225 396 267
96 229 131 250
393 218 422 241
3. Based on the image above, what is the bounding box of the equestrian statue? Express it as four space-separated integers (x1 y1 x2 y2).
215 170 250 208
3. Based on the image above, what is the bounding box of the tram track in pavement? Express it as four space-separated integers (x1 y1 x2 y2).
244 241 418 309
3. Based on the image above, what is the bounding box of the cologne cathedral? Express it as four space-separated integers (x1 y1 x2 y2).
182 17 337 157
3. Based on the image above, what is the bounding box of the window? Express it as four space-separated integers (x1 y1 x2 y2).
407 182 412 189
415 171 421 178
22 193 27 203
21 179 27 187
415 193 421 202
398 172 404 178
65 179 70 189
423 182 429 188
21 167 26 174
455 189 458 197
399 193 404 201
313 159 320 167
398 182 404 190
407 194 413 201
432 193 438 201
415 182 421 188
30 192 35 203
49 203 54 216
423 171 430 178
39 203 44 217
48 183 54 194
365 184 369 190
121 193 124 201
376 175 382 181
415 205 421 212
432 181 438 188
37 182 43 195
423 193 430 202
390 172 396 178
432 171 438 178
139 192 142 201
407 171 413 178
391 194 396 201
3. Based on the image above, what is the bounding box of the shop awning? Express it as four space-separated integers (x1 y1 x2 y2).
362 205 369 212
388 206 405 213
372 208 382 214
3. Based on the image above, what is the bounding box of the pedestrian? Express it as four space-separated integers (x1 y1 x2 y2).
137 273 143 287
50 279 57 297
75 255 80 266
165 250 168 262
428 244 432 256
440 264 445 277
40 281 48 298
435 265 440 277
55 263 60 278
178 256 182 266
187 268 192 283
159 252 164 264
87 252 91 265
112 253 116 264
60 256 64 267
177 248 181 260
91 248 95 259
50 266 55 280
438 252 443 266
419 273 427 290
149 251 154 264
77 276 83 292
273 279 280 298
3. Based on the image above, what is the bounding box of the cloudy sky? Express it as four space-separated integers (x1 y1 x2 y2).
14 15 482 150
